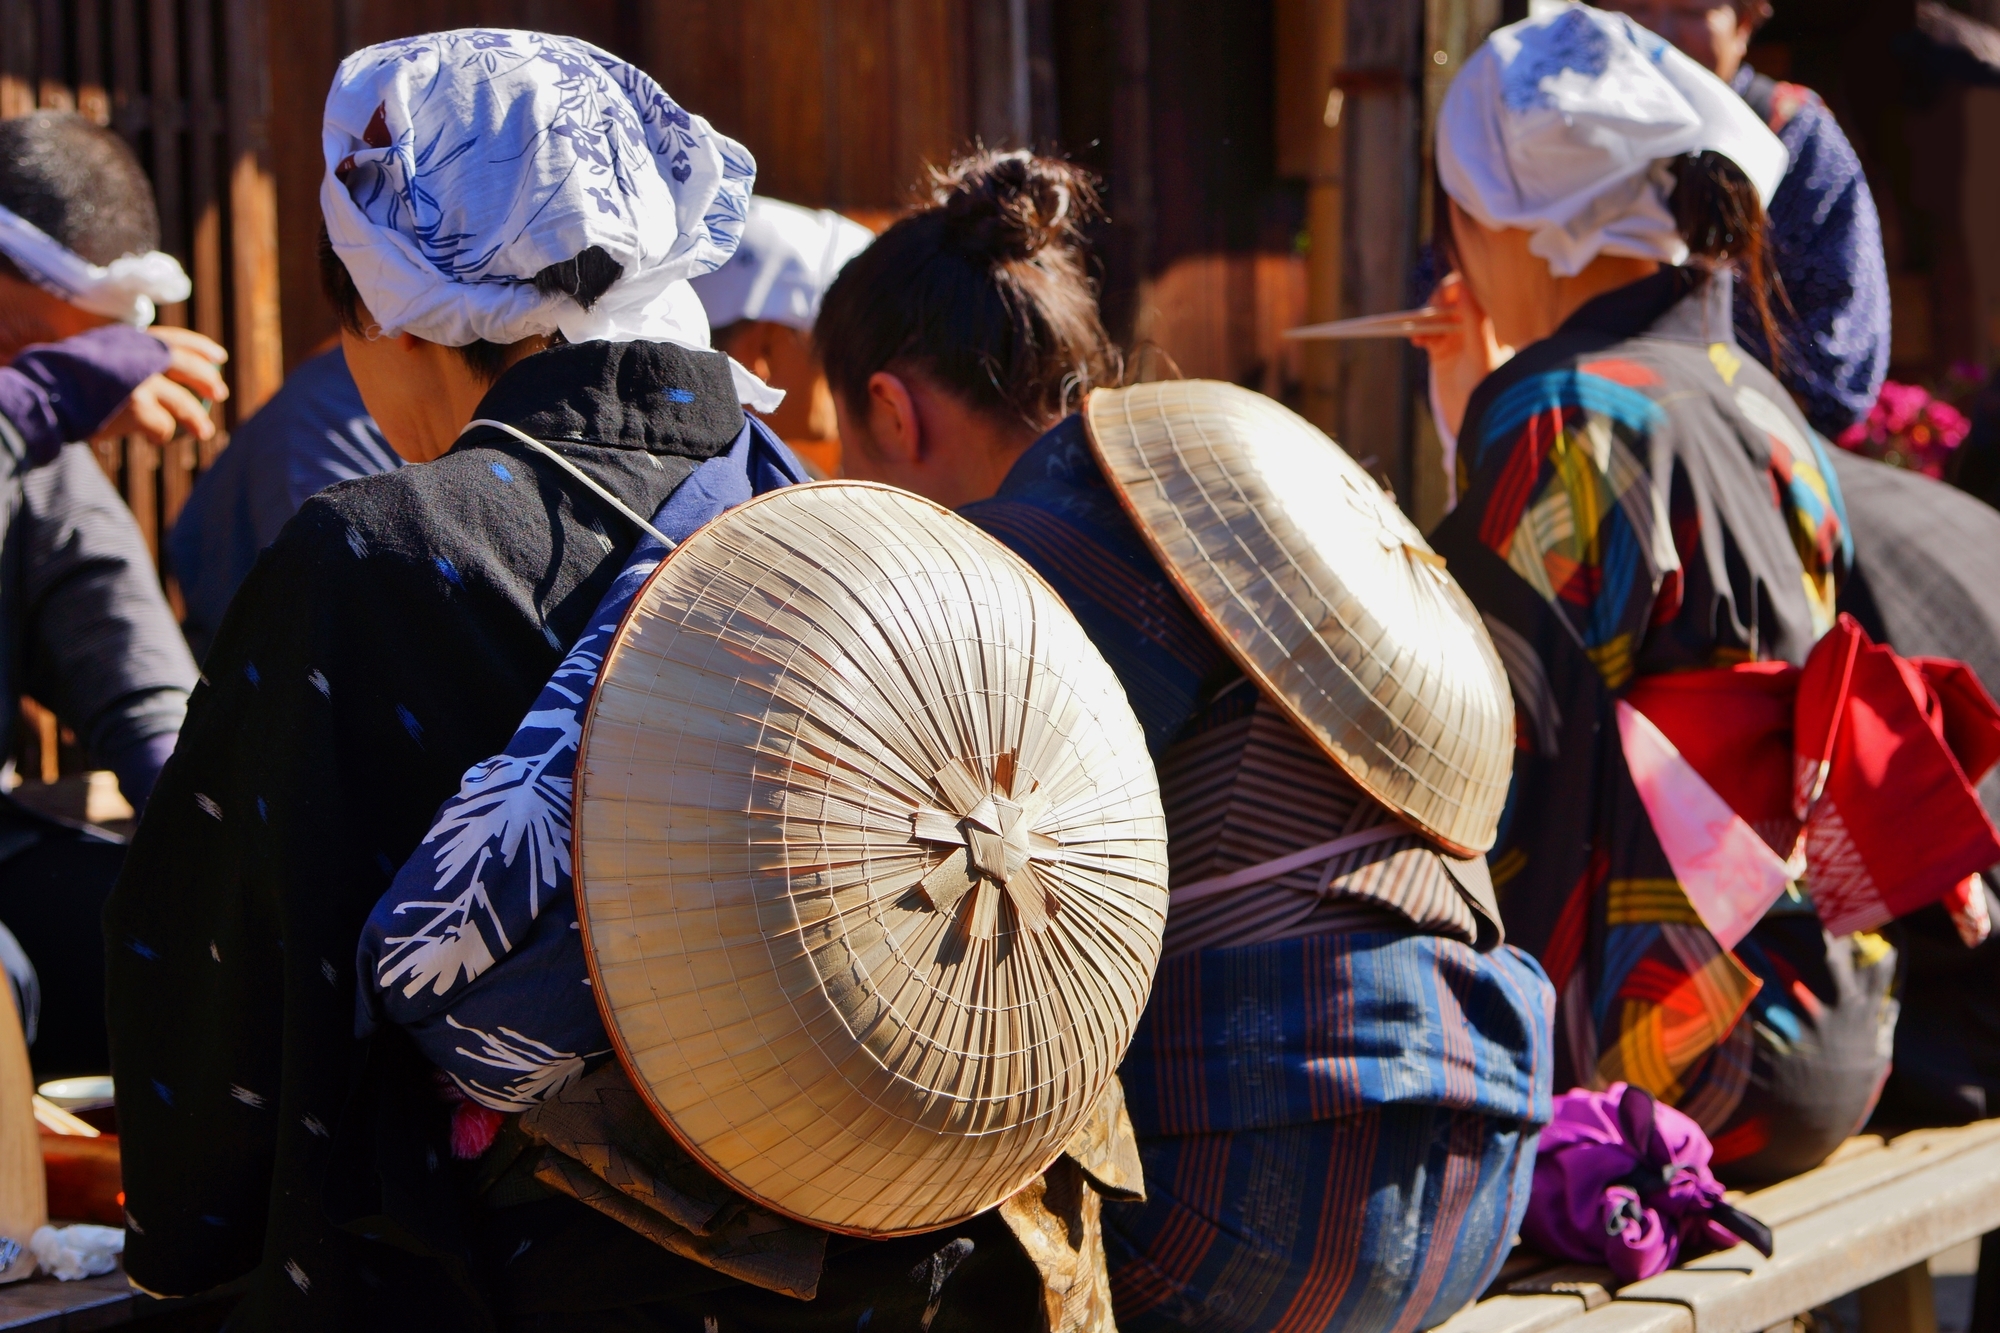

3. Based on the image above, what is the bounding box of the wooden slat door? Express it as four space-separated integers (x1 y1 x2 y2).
1 0 282 579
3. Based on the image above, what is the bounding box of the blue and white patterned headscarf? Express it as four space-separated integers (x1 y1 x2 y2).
322 30 779 407
1439 4 1788 277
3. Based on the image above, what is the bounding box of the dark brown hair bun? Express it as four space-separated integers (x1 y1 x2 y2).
934 150 1093 264
818 149 1117 432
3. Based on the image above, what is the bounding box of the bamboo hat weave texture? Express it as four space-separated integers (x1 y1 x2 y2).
574 481 1170 1237
1084 380 1515 855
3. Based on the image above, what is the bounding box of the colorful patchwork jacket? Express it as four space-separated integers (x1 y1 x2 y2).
1429 268 1857 1144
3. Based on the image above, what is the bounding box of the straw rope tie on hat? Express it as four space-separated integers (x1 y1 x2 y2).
911 752 1062 935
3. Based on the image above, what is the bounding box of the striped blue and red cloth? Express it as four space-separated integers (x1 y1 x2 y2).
964 418 1556 1332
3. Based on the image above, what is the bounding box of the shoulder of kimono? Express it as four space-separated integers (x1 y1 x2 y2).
1476 363 1669 464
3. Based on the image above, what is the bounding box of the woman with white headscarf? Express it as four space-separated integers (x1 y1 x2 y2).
91 31 1036 1331
1420 4 1907 1187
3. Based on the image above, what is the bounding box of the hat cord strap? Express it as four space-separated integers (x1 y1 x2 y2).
463 418 677 550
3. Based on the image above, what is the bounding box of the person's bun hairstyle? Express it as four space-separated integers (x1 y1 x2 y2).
818 149 1118 433
934 150 1090 263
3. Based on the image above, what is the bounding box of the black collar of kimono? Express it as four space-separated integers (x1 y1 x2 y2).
1555 266 1737 349
457 338 744 460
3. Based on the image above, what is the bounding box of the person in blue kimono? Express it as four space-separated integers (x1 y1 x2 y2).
1595 0 1891 437
820 148 1554 1333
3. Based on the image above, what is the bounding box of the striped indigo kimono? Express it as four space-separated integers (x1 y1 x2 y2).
962 417 1555 1333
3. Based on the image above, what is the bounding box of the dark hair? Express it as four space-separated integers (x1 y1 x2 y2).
0 112 158 266
1670 149 1786 366
816 149 1118 433
318 223 623 382
1433 149 1786 364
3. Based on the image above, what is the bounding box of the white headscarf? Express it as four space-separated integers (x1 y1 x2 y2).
0 203 188 326
1437 3 1789 278
689 197 875 333
321 29 780 409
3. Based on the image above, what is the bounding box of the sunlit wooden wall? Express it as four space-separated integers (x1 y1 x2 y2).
268 0 1038 366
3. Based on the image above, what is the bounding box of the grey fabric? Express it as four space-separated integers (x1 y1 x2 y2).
0 434 195 796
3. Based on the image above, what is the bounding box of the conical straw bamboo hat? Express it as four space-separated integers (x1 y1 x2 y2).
574 480 1170 1237
1084 380 1514 856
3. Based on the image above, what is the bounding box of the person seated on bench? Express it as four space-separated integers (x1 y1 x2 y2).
823 148 1555 1333
1415 5 1898 1186
0 111 223 1077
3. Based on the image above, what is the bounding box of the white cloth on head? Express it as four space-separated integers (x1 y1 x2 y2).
1438 3 1788 277
321 28 781 410
0 203 188 327
689 197 875 332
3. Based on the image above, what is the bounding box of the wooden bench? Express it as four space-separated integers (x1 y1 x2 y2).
0 1260 234 1331
1439 1120 2000 1333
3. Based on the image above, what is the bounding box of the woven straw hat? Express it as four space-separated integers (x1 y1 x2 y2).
1084 380 1514 855
574 481 1169 1237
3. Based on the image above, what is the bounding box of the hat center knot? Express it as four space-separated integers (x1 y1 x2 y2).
909 753 1062 936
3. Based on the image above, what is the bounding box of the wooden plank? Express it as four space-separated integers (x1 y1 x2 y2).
146 0 184 303
1509 1265 1619 1309
891 0 961 203
830 0 894 207
1433 1292 1602 1333
1856 1262 1937 1333
1727 1121 2000 1232
262 0 336 368
1558 1300 1694 1333
1339 0 1423 506
184 0 223 346
0 0 34 117
74 0 108 125
107 0 143 144
224 0 282 417
32 0 68 111
0 1264 131 1328
738 0 827 205
1611 1135 2000 1333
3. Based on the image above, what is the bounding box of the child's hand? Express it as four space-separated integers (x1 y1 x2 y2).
94 326 229 444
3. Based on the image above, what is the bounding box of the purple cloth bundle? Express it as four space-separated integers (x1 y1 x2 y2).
1522 1083 1773 1283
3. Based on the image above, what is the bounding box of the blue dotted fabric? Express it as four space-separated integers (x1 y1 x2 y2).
1731 67 1892 439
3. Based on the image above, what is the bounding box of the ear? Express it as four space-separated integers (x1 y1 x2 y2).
865 371 922 466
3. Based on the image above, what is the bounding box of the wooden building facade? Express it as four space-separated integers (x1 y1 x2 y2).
0 0 1495 573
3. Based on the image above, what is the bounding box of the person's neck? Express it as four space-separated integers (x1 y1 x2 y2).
1498 256 1662 349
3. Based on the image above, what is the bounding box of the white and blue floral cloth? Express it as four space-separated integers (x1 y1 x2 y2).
355 416 805 1111
1438 4 1788 277
321 28 781 409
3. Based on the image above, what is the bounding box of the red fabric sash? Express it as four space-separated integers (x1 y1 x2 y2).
1623 614 2000 937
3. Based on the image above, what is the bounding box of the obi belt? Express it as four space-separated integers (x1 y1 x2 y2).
1154 679 1501 957
1619 612 2000 947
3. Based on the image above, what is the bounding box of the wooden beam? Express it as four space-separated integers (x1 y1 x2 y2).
1856 1263 1938 1333
1338 0 1423 502
224 0 282 417
1279 0 1345 443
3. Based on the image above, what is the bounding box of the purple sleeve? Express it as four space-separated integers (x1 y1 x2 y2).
0 325 170 463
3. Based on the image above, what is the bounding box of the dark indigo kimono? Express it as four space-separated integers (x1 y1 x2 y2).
1431 269 1896 1185
106 344 769 1327
964 421 1554 1333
